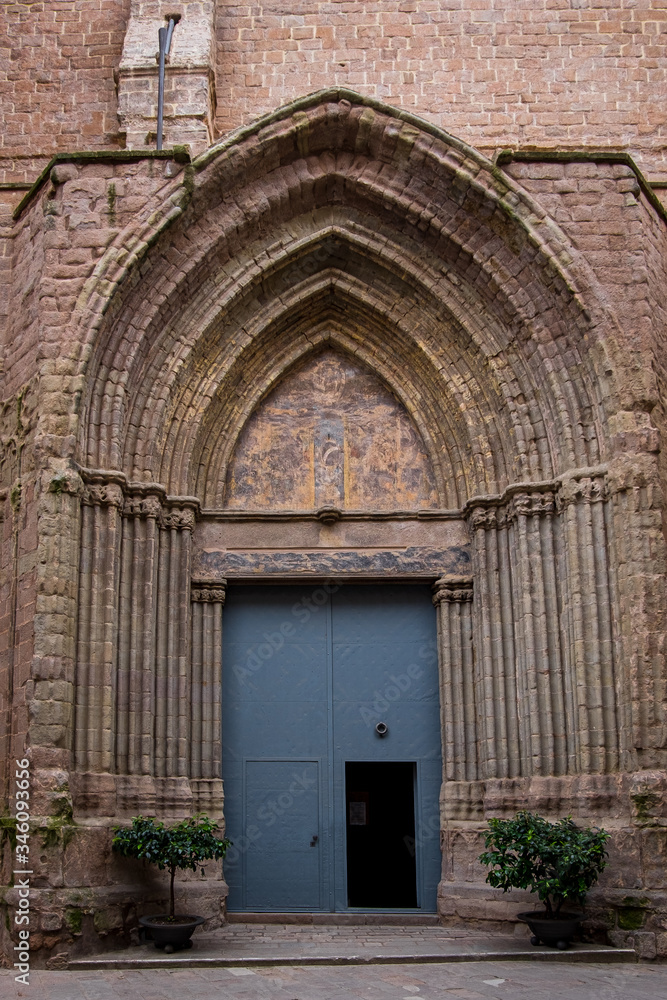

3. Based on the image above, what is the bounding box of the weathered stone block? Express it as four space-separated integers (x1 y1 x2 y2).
40 911 63 931
642 829 667 889
630 771 667 827
63 827 111 888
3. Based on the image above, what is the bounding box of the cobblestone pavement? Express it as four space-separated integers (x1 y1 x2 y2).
4 961 667 1000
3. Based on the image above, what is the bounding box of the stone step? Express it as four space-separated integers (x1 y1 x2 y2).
68 923 637 970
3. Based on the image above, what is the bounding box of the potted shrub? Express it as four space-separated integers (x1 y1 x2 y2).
478 810 609 950
112 814 230 953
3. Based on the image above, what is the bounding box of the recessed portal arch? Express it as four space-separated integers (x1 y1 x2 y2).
69 91 650 931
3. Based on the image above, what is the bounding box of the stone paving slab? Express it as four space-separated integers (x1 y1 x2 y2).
3 959 667 1000
66 923 635 970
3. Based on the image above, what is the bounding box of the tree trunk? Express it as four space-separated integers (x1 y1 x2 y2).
170 865 176 918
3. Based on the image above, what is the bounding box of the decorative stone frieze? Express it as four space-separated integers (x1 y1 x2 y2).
123 493 163 519
508 489 556 519
466 505 506 531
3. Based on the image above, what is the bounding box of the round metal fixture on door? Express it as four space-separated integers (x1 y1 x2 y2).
375 722 388 737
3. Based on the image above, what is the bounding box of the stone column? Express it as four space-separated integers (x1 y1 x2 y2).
116 490 163 776
74 477 124 773
466 503 520 780
557 474 619 774
506 489 568 777
432 575 475 782
190 579 226 820
154 502 197 779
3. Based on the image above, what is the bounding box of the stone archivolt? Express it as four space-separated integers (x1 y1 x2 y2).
80 94 615 508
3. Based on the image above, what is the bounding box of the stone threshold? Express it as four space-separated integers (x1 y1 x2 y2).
226 912 442 925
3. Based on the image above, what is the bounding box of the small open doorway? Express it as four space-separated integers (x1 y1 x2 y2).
345 761 417 908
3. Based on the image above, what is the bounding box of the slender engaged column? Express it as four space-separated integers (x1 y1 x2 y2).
190 579 226 780
432 576 475 782
557 475 618 773
74 479 124 772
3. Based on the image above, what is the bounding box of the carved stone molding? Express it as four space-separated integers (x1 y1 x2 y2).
432 575 474 605
191 579 227 604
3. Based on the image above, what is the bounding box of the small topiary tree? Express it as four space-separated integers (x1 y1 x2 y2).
478 810 609 918
112 814 231 919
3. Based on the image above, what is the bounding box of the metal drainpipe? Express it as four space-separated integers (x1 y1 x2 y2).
157 16 178 151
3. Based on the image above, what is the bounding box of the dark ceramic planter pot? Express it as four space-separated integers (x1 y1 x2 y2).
139 914 206 953
517 911 583 950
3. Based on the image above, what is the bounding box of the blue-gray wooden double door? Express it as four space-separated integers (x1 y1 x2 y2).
221 584 442 912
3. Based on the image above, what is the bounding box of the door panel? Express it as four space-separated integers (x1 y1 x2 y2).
331 586 441 911
244 760 322 910
222 584 441 913
222 586 330 910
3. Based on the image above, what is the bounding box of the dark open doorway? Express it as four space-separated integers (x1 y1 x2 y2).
345 761 418 908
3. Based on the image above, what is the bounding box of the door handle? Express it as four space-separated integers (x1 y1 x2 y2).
310 835 318 847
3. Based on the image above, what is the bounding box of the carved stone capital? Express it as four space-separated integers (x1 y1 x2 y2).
124 494 163 519
508 489 556 520
467 505 503 531
83 481 124 510
556 475 608 512
191 579 227 604
432 576 474 605
162 506 197 531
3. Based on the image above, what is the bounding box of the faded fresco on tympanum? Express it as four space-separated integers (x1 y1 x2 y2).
224 350 439 511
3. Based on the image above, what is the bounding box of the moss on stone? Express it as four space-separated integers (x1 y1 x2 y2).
107 181 116 223
0 814 17 852
617 896 649 930
65 908 83 935
631 791 660 824
39 785 75 849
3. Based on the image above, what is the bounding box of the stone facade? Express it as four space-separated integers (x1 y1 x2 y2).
1 0 667 968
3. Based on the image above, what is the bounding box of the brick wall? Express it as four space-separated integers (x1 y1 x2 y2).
0 0 130 183
213 0 667 176
1 2 667 185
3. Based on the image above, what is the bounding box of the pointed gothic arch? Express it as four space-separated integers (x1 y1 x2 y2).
66 92 666 926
